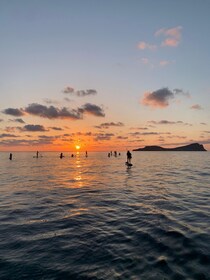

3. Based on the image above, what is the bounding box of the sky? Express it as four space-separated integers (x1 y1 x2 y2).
0 0 210 152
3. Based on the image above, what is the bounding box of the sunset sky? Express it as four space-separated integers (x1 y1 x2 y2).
1 0 210 152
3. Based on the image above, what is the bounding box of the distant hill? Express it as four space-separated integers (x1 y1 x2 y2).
133 143 207 151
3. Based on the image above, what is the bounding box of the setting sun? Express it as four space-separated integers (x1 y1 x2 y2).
75 145 81 150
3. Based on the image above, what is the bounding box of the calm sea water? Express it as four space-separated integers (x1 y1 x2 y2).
0 151 210 280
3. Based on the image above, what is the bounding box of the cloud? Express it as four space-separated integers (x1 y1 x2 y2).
190 104 203 110
201 122 207 125
50 127 63 131
4 126 18 133
173 88 190 97
159 60 170 67
138 41 157 50
20 124 47 132
10 118 25 124
25 103 81 120
148 120 192 126
95 122 124 129
63 97 72 102
149 120 177 125
79 103 105 117
0 133 19 138
130 131 159 136
3 108 24 116
116 136 128 140
141 88 174 108
24 103 105 119
63 86 74 94
155 26 182 47
130 127 148 130
94 133 114 141
63 86 97 97
76 89 97 97
141 57 155 68
141 58 149 64
43 98 59 105
0 138 54 147
141 87 190 108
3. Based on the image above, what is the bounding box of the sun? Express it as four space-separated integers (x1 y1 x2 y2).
75 145 81 150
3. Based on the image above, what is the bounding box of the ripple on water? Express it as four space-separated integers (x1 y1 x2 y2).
0 152 210 279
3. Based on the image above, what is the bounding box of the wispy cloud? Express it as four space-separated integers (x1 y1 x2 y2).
190 104 203 110
130 127 148 130
141 57 155 68
159 60 170 67
76 89 97 97
95 122 124 129
9 118 25 124
0 133 19 138
116 135 128 140
138 42 157 50
63 86 74 94
138 26 182 53
0 138 54 147
155 26 182 47
94 133 114 141
63 86 97 97
50 127 63 131
141 88 190 108
43 98 60 105
129 131 159 136
148 120 192 126
63 97 72 103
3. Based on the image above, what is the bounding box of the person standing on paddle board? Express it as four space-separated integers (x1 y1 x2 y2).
127 150 132 164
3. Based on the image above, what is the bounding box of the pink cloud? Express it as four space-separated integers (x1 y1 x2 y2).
159 60 170 66
162 38 179 47
138 41 157 50
155 26 182 47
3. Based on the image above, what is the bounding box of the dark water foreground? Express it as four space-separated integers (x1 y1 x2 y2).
0 152 210 279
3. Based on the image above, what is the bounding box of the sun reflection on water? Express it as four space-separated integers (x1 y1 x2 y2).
74 153 83 187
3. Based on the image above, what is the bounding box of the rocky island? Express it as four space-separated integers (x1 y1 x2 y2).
133 143 207 151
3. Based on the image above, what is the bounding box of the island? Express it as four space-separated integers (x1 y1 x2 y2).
133 143 207 151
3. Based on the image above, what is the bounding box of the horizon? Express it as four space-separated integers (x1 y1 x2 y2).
1 1 210 152
1 142 208 153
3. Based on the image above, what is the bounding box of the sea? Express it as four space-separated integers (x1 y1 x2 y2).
0 151 210 280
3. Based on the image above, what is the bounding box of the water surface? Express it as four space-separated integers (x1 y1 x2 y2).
0 151 210 279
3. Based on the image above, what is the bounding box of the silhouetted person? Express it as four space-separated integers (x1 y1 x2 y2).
71 154 74 157
127 150 132 164
114 151 117 157
60 153 63 159
9 153 12 160
85 151 88 157
36 151 39 158
108 153 110 157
